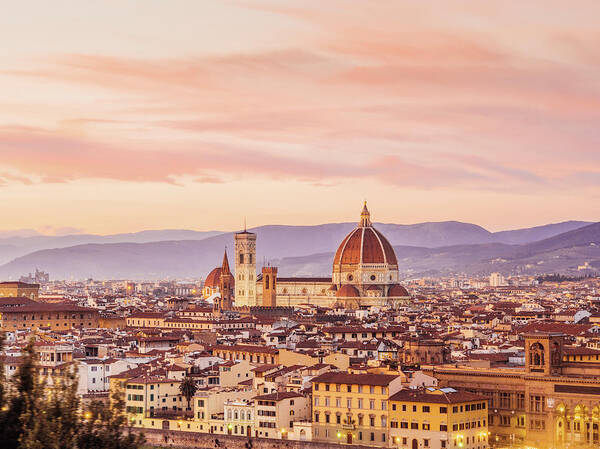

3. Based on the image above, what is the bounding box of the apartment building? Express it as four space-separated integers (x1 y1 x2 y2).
388 388 488 449
311 371 403 446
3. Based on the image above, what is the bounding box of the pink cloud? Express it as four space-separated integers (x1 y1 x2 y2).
1 1 599 199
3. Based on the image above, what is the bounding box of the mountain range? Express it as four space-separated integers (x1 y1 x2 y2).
0 220 597 280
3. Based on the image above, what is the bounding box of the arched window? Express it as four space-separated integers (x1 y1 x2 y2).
530 342 545 366
265 275 270 288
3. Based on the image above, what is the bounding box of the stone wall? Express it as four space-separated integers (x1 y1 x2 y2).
140 428 379 449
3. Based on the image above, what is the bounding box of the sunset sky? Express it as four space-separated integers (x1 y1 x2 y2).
1 0 599 235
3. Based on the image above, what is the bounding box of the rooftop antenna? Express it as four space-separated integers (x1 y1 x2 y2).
244 217 247 232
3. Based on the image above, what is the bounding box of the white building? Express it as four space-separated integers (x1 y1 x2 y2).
489 272 506 287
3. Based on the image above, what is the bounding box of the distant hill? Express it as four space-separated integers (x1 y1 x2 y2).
0 220 596 280
491 221 592 245
0 229 223 265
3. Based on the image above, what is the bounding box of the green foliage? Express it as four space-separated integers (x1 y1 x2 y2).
0 337 145 449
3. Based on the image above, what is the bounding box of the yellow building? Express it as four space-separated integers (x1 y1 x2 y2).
388 388 489 449
123 375 183 424
212 344 279 365
0 302 99 331
311 371 403 446
0 281 39 300
422 332 600 449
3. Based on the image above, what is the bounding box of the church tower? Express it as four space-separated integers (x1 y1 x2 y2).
234 227 257 307
262 266 278 307
216 249 234 311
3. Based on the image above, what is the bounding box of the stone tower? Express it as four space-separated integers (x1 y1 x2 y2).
261 266 278 307
216 249 234 311
234 227 257 307
525 332 563 376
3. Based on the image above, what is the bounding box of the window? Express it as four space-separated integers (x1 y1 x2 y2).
500 392 511 408
529 395 544 413
314 413 319 423
424 439 429 447
370 417 375 427
370 400 375 410
347 398 352 408
423 423 430 430
440 407 447 413
401 421 408 429
440 424 448 431
314 384 319 391
411 422 418 430
516 394 525 410
325 384 330 391
314 397 319 406
423 406 430 413
336 384 341 392
347 385 352 392
336 415 341 424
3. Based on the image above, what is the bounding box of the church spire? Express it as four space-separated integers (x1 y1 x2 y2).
221 248 231 274
359 200 372 227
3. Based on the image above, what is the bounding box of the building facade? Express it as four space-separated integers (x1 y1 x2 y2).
423 332 600 449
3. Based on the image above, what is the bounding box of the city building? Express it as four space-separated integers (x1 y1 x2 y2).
388 388 489 449
311 371 403 446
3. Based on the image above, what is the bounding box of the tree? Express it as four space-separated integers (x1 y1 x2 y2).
179 376 197 411
77 389 145 449
0 337 144 449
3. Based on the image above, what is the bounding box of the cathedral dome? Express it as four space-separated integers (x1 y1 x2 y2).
336 284 360 298
204 267 222 288
388 284 410 297
333 202 397 266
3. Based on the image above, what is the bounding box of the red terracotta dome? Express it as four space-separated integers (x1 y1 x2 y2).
204 267 222 288
336 284 360 298
333 203 397 266
388 284 410 297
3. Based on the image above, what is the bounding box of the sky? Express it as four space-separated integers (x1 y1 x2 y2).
1 0 599 235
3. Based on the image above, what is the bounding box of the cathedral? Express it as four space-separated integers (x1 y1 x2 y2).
203 202 410 309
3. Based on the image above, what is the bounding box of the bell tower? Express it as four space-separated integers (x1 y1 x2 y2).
215 249 234 311
234 226 257 307
262 266 278 307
